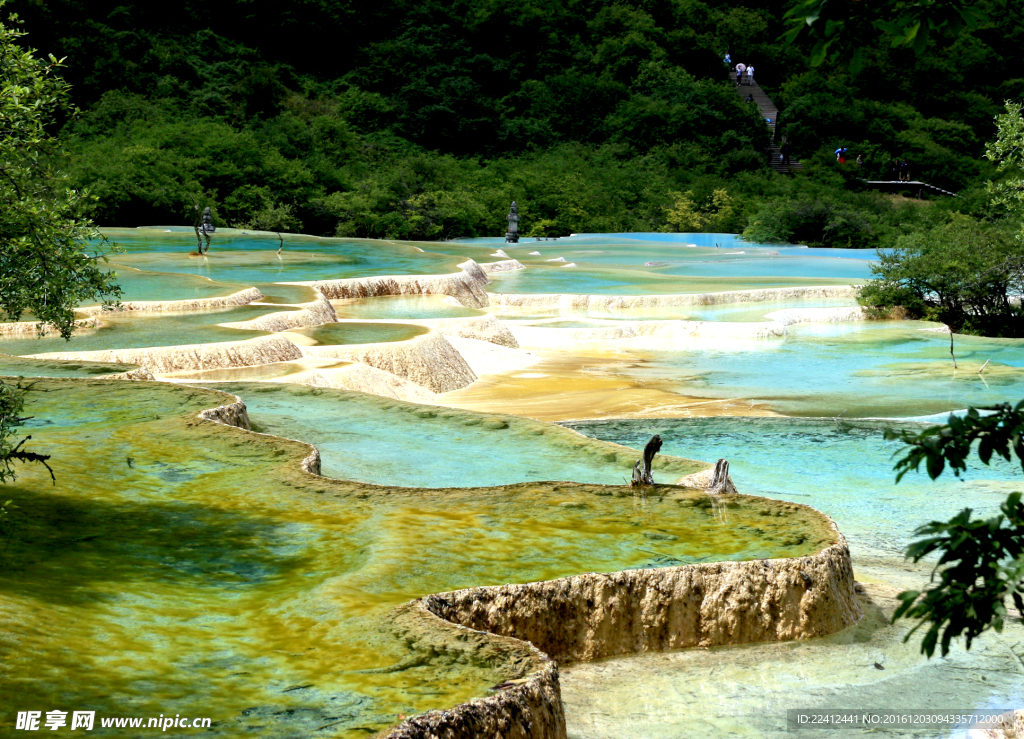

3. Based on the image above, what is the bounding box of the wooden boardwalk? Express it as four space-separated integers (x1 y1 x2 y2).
863 180 958 198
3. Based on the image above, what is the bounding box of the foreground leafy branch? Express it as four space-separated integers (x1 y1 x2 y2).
783 0 987 71
887 401 1024 482
886 401 1024 657
0 381 53 484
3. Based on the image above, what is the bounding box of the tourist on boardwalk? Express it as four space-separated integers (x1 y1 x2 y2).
724 52 731 68
856 154 863 167
745 93 754 103
889 158 899 180
900 158 909 181
735 63 745 86
781 141 791 166
747 65 755 85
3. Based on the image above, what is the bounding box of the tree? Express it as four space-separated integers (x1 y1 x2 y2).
887 403 1024 657
987 101 1024 243
662 189 736 233
0 5 126 494
857 103 1024 335
857 214 1023 337
0 4 120 339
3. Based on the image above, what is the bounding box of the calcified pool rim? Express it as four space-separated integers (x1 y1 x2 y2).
188 380 859 739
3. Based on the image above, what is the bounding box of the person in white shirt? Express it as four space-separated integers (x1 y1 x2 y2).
747 65 755 85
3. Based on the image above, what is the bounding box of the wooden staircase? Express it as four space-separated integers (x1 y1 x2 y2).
731 73 803 174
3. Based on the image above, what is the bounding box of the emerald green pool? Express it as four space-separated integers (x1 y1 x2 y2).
293 322 429 346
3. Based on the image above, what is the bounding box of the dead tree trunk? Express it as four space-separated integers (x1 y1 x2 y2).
190 196 204 253
707 458 737 494
630 434 662 487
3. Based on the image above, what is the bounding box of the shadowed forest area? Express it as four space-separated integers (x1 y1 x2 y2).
11 0 1024 244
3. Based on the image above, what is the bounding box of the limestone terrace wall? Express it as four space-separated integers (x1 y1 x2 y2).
80 287 264 315
30 334 303 373
421 525 859 663
285 260 493 308
488 285 859 313
380 511 859 738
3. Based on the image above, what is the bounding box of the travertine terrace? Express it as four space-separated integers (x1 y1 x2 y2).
4 230 1018 739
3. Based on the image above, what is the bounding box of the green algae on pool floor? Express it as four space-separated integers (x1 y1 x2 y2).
559 416 1024 737
0 353 139 378
0 379 834 738
293 322 429 347
487 264 864 296
563 415 1024 561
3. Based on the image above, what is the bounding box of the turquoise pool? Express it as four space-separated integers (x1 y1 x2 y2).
221 383 700 488
564 415 1023 557
0 305 283 356
631 321 1024 418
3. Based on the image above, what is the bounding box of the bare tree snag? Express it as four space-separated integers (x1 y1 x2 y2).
708 458 737 494
630 434 662 487
188 197 215 254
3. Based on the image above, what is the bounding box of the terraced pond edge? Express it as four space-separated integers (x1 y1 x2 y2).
191 381 861 739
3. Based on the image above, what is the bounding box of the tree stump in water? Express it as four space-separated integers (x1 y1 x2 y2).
630 434 662 486
707 458 738 494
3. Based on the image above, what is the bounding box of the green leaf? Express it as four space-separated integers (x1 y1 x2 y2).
809 40 831 67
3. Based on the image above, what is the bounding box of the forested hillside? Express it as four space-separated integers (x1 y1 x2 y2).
11 0 1021 243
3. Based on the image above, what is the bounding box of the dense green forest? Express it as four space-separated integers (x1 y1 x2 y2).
10 0 1022 243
